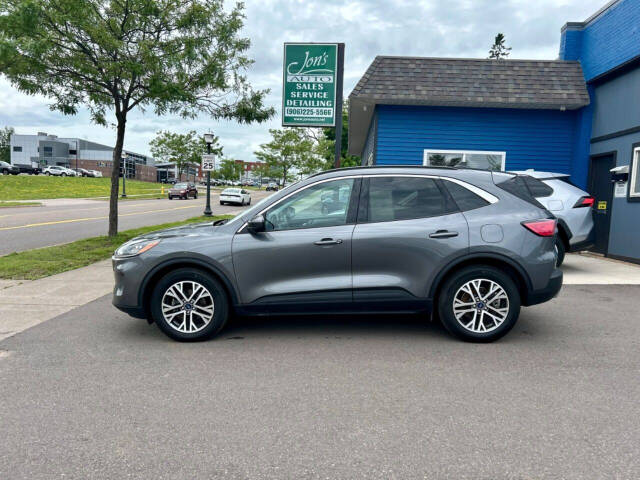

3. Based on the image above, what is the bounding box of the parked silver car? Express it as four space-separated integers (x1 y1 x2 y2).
510 170 594 266
113 166 562 343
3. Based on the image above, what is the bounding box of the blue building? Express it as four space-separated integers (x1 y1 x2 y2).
348 0 640 263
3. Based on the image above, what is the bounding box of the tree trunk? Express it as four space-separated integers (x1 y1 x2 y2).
108 116 126 237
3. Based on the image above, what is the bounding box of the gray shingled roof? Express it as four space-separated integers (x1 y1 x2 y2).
350 56 589 109
348 56 590 155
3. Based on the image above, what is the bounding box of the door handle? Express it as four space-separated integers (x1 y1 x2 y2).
314 238 343 246
429 230 459 239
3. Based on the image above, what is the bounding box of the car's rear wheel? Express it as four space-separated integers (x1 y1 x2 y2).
150 268 229 341
438 266 521 342
554 238 566 267
45 172 50 175
61 173 67 177
2 169 8 175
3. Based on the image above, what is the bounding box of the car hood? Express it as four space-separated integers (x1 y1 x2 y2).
133 222 220 241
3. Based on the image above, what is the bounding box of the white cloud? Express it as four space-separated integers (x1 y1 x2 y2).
0 0 605 160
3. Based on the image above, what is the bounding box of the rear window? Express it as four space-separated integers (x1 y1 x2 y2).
359 176 457 223
442 180 490 211
494 175 546 209
521 176 554 197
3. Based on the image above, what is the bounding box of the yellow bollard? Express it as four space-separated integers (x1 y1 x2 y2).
161 185 164 195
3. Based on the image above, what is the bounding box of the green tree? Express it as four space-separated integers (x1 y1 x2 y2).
254 128 318 185
0 0 273 235
0 126 14 163
216 158 243 181
317 101 360 169
150 130 221 180
488 33 512 60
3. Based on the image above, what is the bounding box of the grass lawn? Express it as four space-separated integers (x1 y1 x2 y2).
0 214 231 280
0 175 165 201
0 201 42 208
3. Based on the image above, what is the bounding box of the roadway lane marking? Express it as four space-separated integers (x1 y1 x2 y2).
0 205 203 231
0 201 179 219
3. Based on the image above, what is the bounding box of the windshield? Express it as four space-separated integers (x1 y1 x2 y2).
174 183 188 188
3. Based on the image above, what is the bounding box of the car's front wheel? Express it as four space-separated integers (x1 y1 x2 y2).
437 266 521 342
150 268 229 341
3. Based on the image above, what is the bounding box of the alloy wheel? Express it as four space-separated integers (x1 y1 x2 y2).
161 281 215 333
452 278 509 333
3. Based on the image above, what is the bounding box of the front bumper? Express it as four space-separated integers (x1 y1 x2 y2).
523 268 563 306
112 256 149 319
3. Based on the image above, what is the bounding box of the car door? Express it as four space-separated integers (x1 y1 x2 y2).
232 177 360 310
351 175 469 308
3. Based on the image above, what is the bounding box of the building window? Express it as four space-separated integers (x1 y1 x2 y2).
12 146 22 152
69 149 77 155
630 147 640 200
423 149 506 171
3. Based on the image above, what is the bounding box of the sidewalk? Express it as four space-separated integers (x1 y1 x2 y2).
0 259 113 341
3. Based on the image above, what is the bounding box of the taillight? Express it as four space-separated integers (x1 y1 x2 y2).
573 196 594 208
522 219 557 237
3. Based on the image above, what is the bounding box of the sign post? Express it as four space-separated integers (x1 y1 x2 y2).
282 43 345 167
202 153 215 217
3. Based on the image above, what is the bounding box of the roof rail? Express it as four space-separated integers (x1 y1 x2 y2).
308 165 457 178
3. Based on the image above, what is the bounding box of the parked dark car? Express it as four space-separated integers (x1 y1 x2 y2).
168 182 198 200
12 164 41 175
113 166 562 343
0 161 20 175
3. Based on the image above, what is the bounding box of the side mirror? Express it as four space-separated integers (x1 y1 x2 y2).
247 214 265 233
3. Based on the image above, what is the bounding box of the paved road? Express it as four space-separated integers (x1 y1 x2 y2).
0 189 272 255
1 285 638 479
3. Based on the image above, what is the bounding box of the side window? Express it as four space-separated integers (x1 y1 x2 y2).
443 180 490 211
360 176 455 223
522 176 554 197
265 178 355 231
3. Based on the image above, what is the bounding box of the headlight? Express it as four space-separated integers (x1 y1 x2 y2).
114 239 160 258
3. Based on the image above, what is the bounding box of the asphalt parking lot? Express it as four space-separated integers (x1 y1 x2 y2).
1 284 639 479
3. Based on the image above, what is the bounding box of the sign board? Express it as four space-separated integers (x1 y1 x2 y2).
614 181 628 198
597 200 607 210
201 154 216 172
282 43 338 127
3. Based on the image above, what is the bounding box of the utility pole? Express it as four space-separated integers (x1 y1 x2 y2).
334 43 345 169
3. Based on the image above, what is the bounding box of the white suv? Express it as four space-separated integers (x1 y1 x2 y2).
511 170 595 266
43 165 76 177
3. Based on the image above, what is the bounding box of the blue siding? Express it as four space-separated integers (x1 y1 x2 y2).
559 0 640 81
559 26 583 61
375 105 577 174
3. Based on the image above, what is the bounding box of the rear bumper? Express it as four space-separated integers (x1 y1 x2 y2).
523 268 563 306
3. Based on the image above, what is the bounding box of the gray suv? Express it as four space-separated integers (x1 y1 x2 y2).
112 167 562 342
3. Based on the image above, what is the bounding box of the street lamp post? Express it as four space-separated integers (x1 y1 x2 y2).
203 133 214 217
121 152 127 198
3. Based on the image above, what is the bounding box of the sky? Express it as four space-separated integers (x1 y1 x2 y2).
0 0 606 161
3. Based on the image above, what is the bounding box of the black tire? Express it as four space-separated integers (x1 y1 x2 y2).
45 172 50 176
168 195 172 200
1 169 8 175
220 201 225 205
248 198 251 205
150 268 229 342
437 265 521 343
194 192 198 199
555 238 566 267
61 173 67 177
